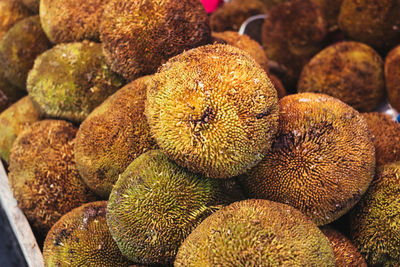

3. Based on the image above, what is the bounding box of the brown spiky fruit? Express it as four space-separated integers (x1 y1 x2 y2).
349 162 400 266
175 199 335 266
40 0 106 43
362 112 400 166
298 41 385 112
74 75 157 199
385 45 400 112
321 226 367 266
240 93 375 226
212 31 269 73
261 0 327 90
146 44 279 179
43 201 133 267
8 120 98 236
100 0 211 81
0 0 31 40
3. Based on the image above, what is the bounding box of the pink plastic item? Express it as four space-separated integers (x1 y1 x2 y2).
201 0 222 13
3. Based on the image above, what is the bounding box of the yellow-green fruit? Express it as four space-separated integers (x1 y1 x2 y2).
0 16 51 89
100 0 211 81
74 76 157 199
0 96 40 162
0 0 31 40
311 0 343 31
298 41 384 112
212 31 269 73
40 0 105 43
210 0 268 32
338 0 400 51
362 112 400 166
385 45 400 112
240 93 375 226
0 70 25 113
321 226 367 267
262 0 327 89
350 162 400 266
8 120 98 236
107 150 242 265
43 201 132 267
27 41 125 122
146 44 279 178
175 199 335 266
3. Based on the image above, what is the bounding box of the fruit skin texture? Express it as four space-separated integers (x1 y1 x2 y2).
262 0 327 89
362 112 400 166
385 45 400 112
298 41 384 112
74 75 157 199
100 0 211 82
27 41 124 123
338 0 400 51
350 162 400 266
240 93 375 226
175 199 335 267
212 31 269 73
43 201 132 267
0 0 31 40
0 16 52 89
146 44 279 179
107 150 242 265
8 120 98 236
0 96 40 162
320 226 367 267
40 0 105 43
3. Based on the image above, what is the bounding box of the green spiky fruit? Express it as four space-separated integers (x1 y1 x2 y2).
349 162 400 266
175 199 335 266
298 41 384 112
107 150 242 265
240 93 375 226
27 41 124 122
8 120 98 236
146 44 279 178
100 0 211 81
43 201 133 267
0 16 51 89
74 75 157 199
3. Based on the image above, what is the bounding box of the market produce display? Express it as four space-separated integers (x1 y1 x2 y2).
0 0 399 266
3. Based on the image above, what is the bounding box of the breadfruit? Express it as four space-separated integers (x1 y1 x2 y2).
74 75 157 199
298 41 384 112
240 93 375 226
27 41 124 122
175 199 335 266
385 45 400 111
107 150 242 265
100 0 211 81
0 0 31 40
146 44 279 178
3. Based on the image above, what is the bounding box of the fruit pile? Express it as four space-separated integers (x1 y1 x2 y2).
0 0 399 266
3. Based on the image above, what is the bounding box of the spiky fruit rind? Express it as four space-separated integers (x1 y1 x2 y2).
107 150 240 265
40 0 105 43
212 31 269 73
27 41 124 122
175 199 335 266
338 0 400 51
100 0 210 81
241 93 375 225
43 201 132 267
321 226 367 266
0 0 31 40
362 112 400 166
350 162 400 266
0 16 51 89
298 41 384 112
8 120 98 236
261 0 327 88
146 44 279 178
385 45 400 112
74 75 157 199
0 96 40 162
